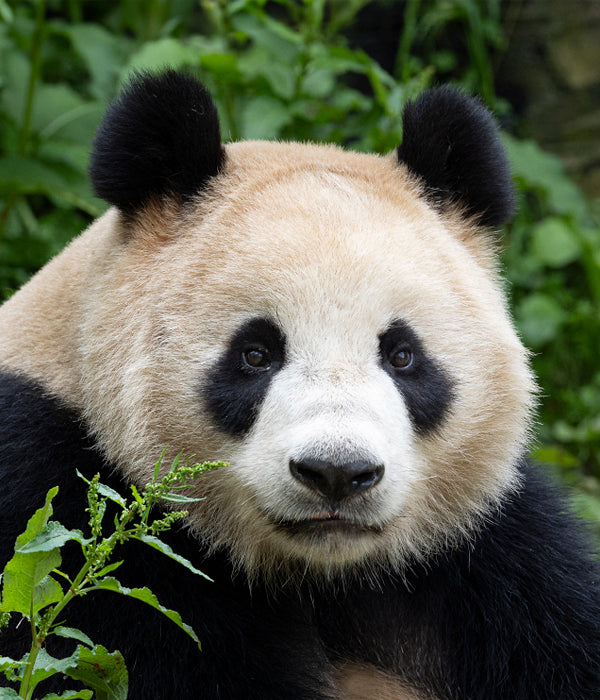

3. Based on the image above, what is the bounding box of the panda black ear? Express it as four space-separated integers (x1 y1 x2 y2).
396 87 515 228
89 70 224 213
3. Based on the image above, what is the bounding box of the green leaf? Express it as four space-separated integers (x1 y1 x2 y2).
153 449 167 481
41 691 93 700
0 50 29 125
199 53 243 83
76 471 126 507
93 560 124 578
96 483 127 508
122 38 197 78
0 689 20 698
0 655 21 682
503 135 588 218
232 13 301 62
0 156 68 194
531 217 581 268
1 488 64 617
139 535 212 581
0 156 103 217
29 648 80 687
160 492 204 504
17 522 90 553
65 645 128 700
239 47 296 99
53 626 94 648
93 578 200 647
240 97 291 139
29 84 89 139
64 23 125 101
24 492 60 547
517 293 566 348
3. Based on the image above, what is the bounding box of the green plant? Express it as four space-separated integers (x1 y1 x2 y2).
503 135 600 529
0 453 223 699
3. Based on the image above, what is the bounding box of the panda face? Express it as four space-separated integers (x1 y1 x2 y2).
73 140 534 579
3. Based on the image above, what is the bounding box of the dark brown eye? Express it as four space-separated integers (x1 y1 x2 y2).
242 347 271 370
390 347 413 369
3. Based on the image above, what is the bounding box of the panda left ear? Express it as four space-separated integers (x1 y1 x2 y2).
89 70 224 213
396 87 515 228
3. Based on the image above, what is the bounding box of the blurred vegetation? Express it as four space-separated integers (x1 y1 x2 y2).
0 0 599 530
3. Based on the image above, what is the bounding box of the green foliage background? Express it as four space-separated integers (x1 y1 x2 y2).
1 0 599 532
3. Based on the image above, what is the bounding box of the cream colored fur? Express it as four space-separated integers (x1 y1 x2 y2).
334 663 431 700
0 140 536 583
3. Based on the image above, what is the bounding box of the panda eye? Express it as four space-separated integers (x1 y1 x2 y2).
242 346 271 371
389 346 413 370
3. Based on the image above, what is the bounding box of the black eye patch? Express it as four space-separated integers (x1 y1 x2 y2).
202 318 286 437
379 320 455 434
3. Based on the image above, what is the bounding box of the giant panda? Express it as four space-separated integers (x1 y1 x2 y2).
1 70 599 699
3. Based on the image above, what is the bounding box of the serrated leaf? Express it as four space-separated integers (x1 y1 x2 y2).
18 522 90 553
29 648 80 687
32 575 64 615
1 488 63 617
139 535 212 581
93 578 200 647
65 645 128 700
54 626 94 648
77 471 127 507
95 483 127 508
0 655 21 683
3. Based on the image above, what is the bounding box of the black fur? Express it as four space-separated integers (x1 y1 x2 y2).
202 317 286 437
2 371 600 699
397 87 515 228
379 319 454 433
89 71 225 213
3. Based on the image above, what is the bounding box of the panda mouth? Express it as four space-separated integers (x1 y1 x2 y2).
274 511 382 537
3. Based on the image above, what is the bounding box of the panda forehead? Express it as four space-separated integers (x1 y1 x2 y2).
157 141 505 357
178 148 465 312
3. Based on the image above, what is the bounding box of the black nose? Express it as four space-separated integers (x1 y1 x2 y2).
289 457 384 502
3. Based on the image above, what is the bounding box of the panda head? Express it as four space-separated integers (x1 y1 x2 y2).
81 71 534 580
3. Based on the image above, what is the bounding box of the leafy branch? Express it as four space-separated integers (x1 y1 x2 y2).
0 453 224 699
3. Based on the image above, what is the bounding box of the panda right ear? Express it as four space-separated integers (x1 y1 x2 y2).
89 70 224 213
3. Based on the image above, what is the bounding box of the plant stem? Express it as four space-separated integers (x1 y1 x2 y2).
18 557 93 698
395 0 420 82
18 0 46 157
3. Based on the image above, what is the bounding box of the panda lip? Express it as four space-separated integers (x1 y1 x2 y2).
310 510 342 521
274 512 382 535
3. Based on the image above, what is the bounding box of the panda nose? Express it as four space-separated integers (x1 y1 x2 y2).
289 457 384 502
